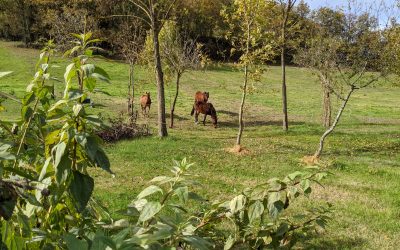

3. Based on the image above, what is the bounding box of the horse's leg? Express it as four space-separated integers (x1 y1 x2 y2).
203 113 207 126
195 111 199 124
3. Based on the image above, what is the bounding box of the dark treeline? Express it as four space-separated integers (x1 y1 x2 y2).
0 0 386 64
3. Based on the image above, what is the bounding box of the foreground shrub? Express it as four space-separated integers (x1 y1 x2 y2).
79 159 330 249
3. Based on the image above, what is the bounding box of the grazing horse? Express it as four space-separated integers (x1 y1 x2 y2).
140 92 151 115
191 91 209 115
191 102 218 128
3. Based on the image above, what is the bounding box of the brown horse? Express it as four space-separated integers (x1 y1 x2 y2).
191 102 218 128
194 91 209 104
191 91 209 115
140 92 151 115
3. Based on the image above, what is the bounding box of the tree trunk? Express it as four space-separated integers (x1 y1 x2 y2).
322 84 331 128
131 63 135 115
236 23 251 147
236 64 249 146
128 62 135 115
152 23 168 137
281 29 289 131
20 0 31 46
314 88 354 158
128 62 132 114
170 73 181 128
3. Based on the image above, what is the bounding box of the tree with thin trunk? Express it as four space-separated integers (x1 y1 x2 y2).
297 2 391 161
127 0 178 137
222 0 274 151
160 22 200 128
113 20 145 116
294 35 340 128
277 0 297 131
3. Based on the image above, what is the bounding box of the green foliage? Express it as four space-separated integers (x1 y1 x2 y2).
68 159 330 249
0 34 113 249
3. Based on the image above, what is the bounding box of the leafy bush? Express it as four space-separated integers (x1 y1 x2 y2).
0 35 113 249
59 159 330 249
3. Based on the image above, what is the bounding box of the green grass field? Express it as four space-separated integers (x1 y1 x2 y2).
1 41 400 249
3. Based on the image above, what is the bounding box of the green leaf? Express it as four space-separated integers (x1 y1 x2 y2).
174 186 188 204
20 192 42 207
92 66 111 83
0 150 15 160
268 192 281 204
137 185 163 199
94 148 112 174
149 176 172 184
0 71 13 78
301 179 311 195
224 235 235 250
48 99 68 112
229 195 245 214
55 155 71 185
288 186 299 198
64 63 76 84
267 200 284 220
276 223 289 237
81 64 95 76
39 158 51 181
84 78 96 92
64 233 89 250
90 230 117 250
67 90 84 100
182 235 213 250
22 92 35 105
250 185 268 200
52 142 71 184
73 104 83 117
21 106 33 122
138 201 162 222
248 200 264 223
69 171 94 212
288 171 303 181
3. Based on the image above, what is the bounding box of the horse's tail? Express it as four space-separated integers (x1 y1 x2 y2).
190 105 195 116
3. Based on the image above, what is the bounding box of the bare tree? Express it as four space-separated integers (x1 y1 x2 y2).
126 0 178 137
297 2 391 160
161 24 200 128
113 20 145 116
277 0 297 131
44 6 98 51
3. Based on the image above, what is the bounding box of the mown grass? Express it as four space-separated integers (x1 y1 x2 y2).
1 41 400 249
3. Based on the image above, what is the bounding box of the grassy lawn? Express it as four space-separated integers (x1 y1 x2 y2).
1 41 400 249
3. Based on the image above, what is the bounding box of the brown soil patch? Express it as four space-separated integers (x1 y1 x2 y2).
301 155 319 165
225 144 250 156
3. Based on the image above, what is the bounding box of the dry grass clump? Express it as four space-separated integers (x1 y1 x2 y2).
226 144 250 156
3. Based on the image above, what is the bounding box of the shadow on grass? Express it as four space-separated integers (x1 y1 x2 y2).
217 120 306 128
300 236 367 249
166 113 190 121
218 110 239 117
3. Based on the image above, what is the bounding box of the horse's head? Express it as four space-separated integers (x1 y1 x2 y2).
146 92 150 97
203 92 209 101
